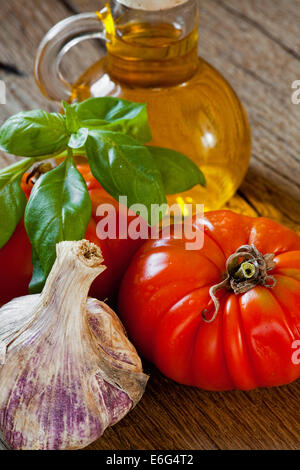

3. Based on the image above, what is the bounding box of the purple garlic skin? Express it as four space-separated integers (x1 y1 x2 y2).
0 241 148 450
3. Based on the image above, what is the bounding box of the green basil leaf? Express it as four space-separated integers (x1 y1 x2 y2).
68 128 89 149
86 130 166 224
25 159 92 293
148 146 206 194
29 247 46 294
74 97 152 143
0 110 68 157
63 101 81 134
0 158 34 248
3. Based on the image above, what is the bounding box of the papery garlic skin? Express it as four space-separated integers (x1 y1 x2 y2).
0 241 148 450
0 295 39 365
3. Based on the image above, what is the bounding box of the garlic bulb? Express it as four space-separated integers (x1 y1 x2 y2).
0 240 148 450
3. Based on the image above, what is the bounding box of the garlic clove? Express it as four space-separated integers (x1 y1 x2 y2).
0 295 40 365
86 299 148 407
0 240 148 450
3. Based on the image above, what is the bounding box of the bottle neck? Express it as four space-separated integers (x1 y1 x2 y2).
103 0 199 87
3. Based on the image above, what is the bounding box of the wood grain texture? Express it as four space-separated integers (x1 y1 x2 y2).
0 0 299 450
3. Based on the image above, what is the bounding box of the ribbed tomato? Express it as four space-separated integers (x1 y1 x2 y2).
119 210 300 391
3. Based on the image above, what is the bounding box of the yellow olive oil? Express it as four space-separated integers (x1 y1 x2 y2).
71 7 251 211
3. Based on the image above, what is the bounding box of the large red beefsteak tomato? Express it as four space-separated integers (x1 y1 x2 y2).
0 163 145 305
119 210 300 390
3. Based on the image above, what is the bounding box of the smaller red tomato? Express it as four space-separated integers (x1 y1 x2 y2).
0 163 146 305
0 220 33 305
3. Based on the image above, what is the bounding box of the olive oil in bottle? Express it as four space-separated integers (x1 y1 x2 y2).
36 0 251 211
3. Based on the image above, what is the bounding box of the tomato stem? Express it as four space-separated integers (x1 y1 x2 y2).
202 244 277 323
234 261 256 281
25 162 55 185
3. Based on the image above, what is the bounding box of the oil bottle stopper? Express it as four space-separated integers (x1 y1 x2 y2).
116 0 189 10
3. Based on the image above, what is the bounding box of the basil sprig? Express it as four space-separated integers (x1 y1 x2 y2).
0 97 205 292
25 153 92 293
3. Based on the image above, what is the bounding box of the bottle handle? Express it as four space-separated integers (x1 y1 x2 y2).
34 11 106 102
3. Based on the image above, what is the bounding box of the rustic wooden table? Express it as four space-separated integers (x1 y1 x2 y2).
0 0 300 450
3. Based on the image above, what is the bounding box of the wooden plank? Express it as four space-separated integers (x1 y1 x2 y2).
0 0 104 167
86 364 300 450
201 0 300 202
0 429 10 450
0 0 299 451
